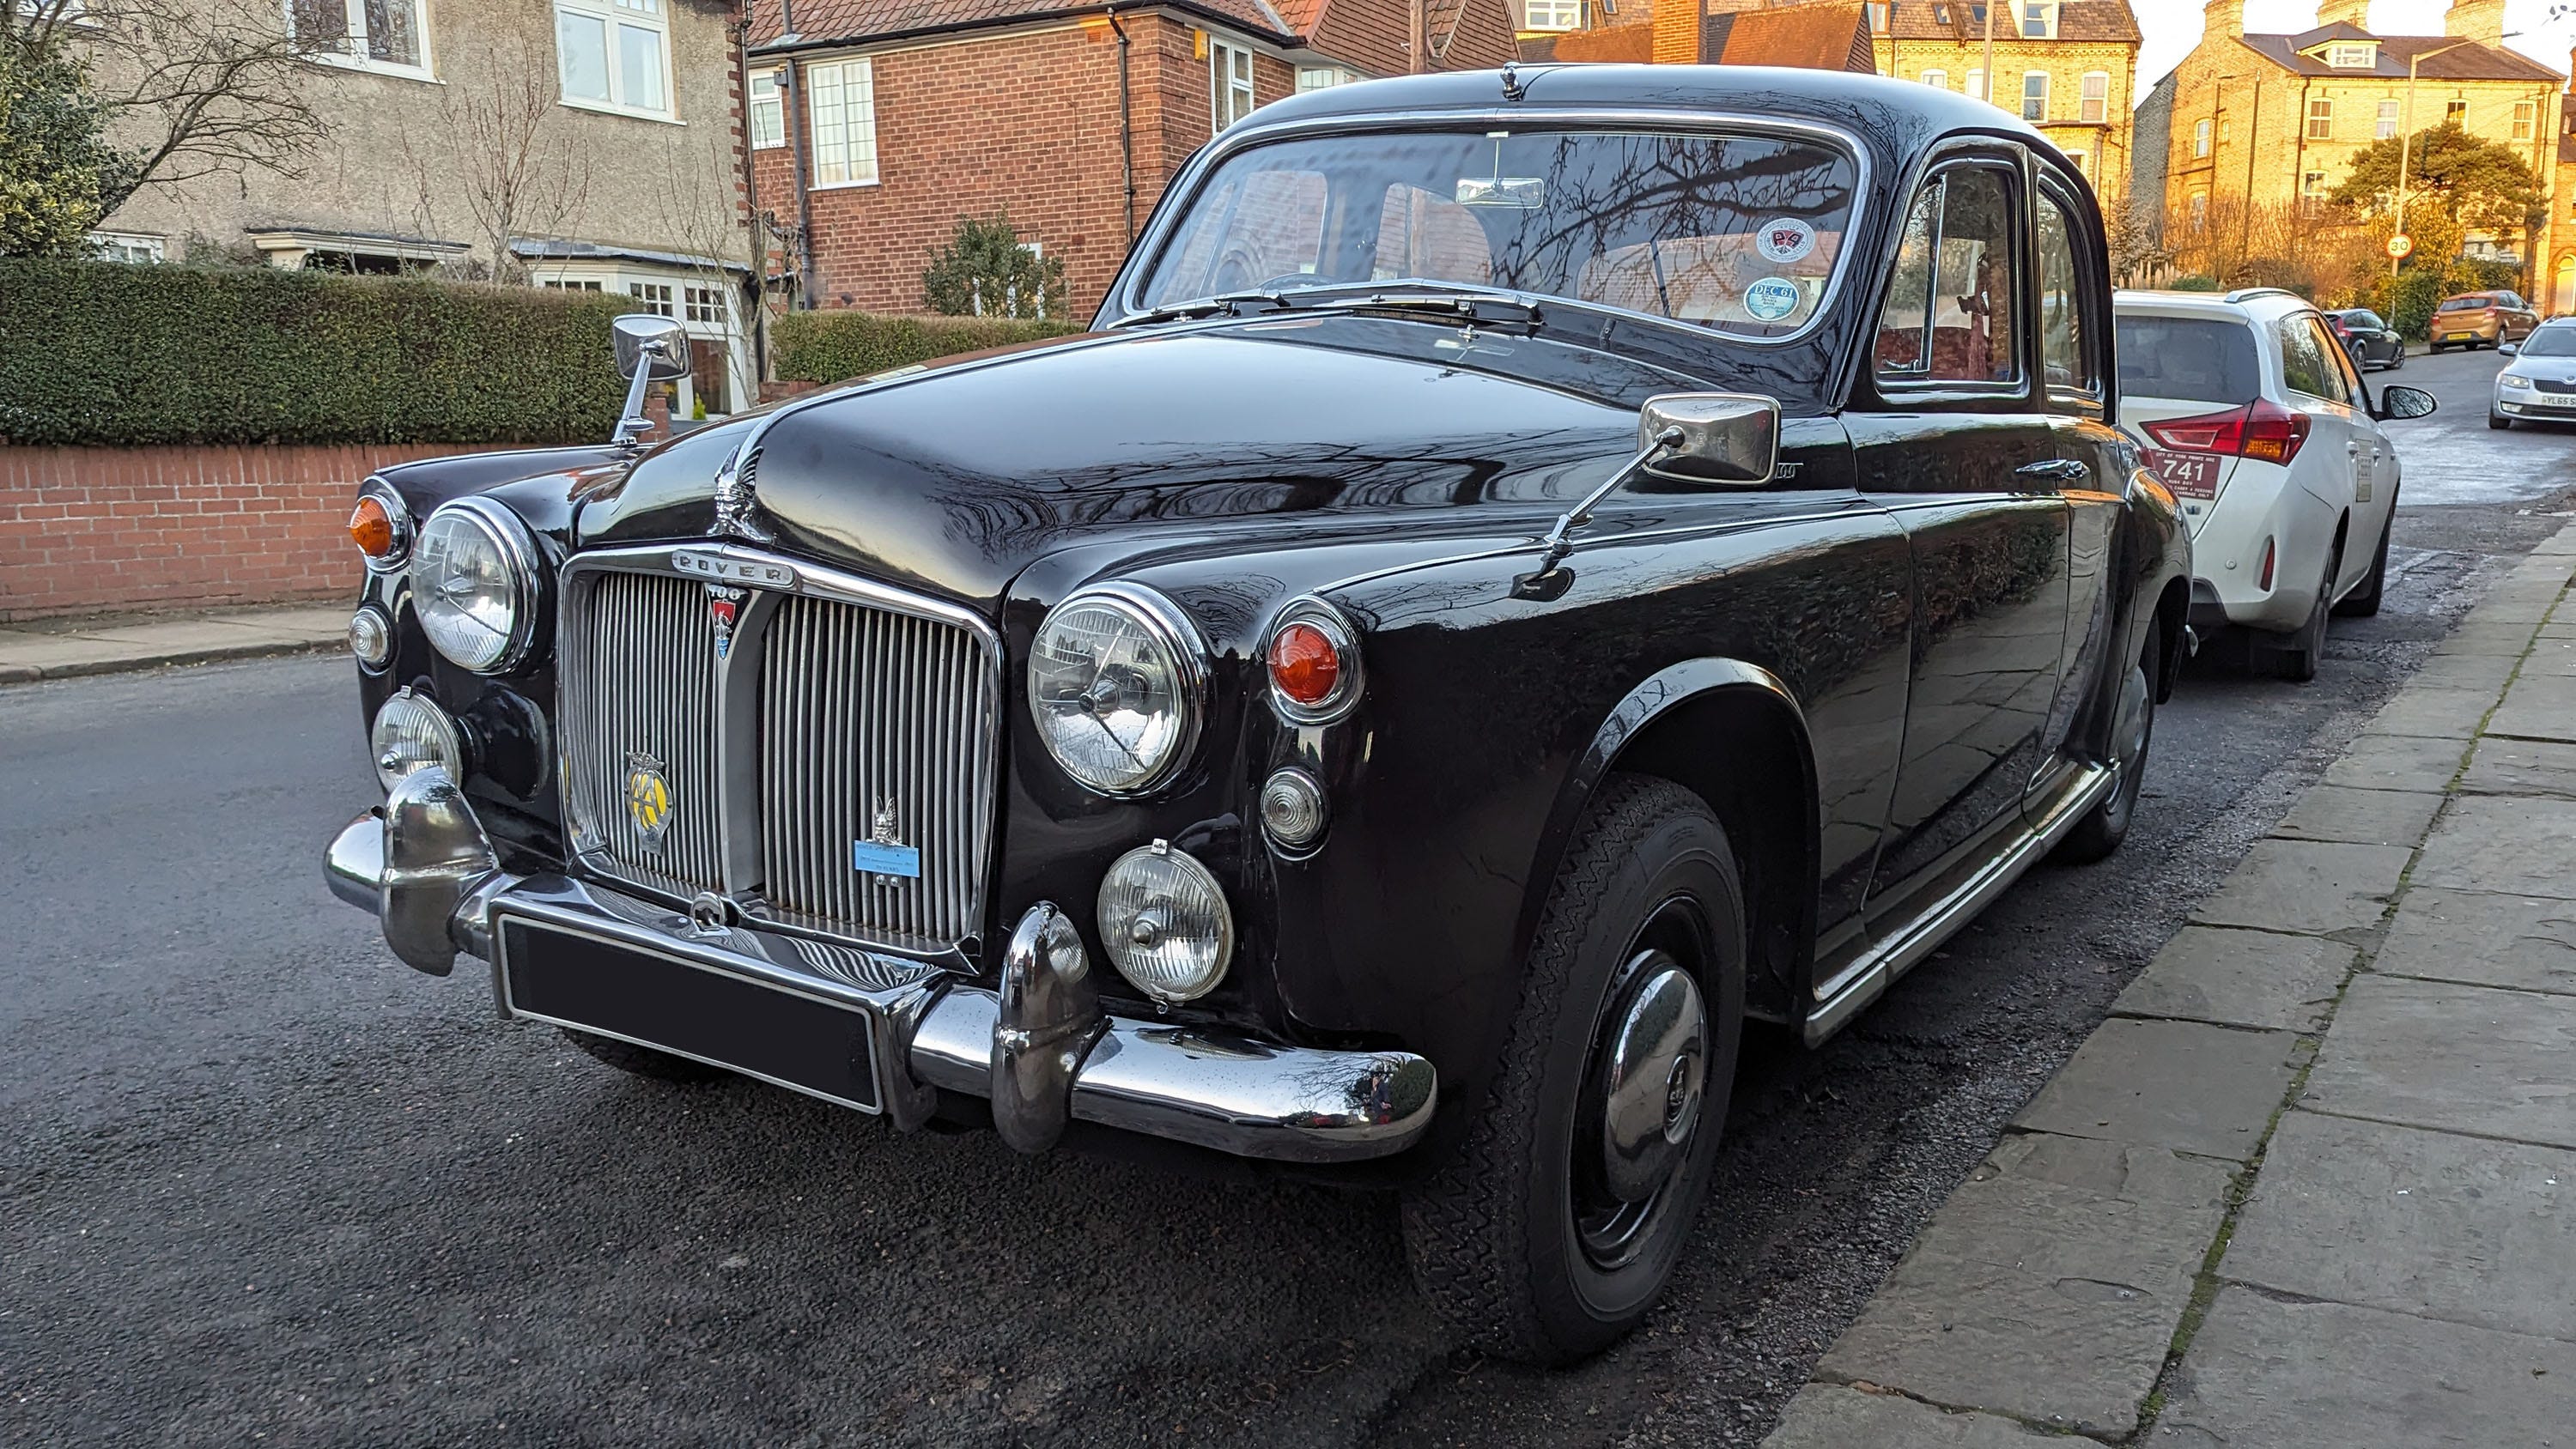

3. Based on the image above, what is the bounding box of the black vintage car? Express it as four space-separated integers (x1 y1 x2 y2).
325 65 2189 1362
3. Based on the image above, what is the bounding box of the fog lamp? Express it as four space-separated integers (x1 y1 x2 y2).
370 687 465 792
1097 840 1234 1004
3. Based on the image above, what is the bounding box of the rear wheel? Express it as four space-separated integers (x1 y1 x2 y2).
562 1028 726 1084
2057 622 2158 864
2267 552 2338 682
1402 775 1746 1365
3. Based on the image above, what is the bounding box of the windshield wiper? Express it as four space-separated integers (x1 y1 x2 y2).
1267 280 1547 330
1111 289 1290 327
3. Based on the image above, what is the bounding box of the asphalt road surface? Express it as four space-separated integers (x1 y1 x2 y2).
5 347 2570 1449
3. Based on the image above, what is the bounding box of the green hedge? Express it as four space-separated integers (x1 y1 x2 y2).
0 259 629 446
772 309 1078 385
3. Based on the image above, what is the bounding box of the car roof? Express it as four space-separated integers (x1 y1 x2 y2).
2114 288 2314 321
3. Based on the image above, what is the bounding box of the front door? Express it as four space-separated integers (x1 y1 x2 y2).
1850 155 2075 916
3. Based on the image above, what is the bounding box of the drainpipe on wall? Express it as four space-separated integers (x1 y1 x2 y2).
734 14 769 390
1109 6 1136 243
2290 77 2311 242
772 0 821 308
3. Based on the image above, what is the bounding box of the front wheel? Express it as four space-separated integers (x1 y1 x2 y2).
2056 623 2158 864
2336 499 2396 617
1402 775 1746 1365
2492 411 2514 430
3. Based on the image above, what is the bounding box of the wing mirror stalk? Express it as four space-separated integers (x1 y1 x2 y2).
610 313 694 453
1517 393 1782 595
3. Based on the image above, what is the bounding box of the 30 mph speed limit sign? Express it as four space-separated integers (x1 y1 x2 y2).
2387 233 2415 259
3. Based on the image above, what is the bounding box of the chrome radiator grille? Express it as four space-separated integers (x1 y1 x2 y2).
558 549 1000 957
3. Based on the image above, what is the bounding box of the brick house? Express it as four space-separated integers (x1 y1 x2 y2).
2164 0 2565 299
1872 1 2141 197
740 0 1517 318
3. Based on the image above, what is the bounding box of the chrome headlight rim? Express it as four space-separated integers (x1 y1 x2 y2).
412 495 544 675
1262 594 1364 725
1027 581 1210 798
356 475 413 574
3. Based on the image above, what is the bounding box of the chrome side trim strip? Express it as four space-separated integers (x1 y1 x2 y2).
1803 763 2114 1047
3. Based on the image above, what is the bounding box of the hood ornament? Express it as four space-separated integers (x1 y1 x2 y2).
713 445 775 543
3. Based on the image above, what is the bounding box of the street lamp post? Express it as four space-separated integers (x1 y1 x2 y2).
2393 38 2480 276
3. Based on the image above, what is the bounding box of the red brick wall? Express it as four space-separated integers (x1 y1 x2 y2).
0 444 477 621
754 15 1298 321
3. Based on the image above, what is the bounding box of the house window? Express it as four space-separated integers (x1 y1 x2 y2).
1965 69 1984 102
2303 171 2328 206
543 278 605 291
2189 192 2208 227
88 231 165 264
1920 68 1947 89
2515 100 2537 141
629 281 675 316
2021 71 2047 123
2377 99 2399 139
1523 0 1579 28
807 58 878 186
2307 97 2333 139
685 285 727 324
286 0 431 77
2194 118 2212 157
1865 2 1889 31
1212 40 1256 131
2327 43 2375 69
2080 71 2107 124
2446 99 2468 124
749 70 785 149
2020 1 2055 39
1297 65 1353 91
556 0 671 118
1934 3 1951 20
2065 149 2087 177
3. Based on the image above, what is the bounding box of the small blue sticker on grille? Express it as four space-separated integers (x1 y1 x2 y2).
852 840 922 878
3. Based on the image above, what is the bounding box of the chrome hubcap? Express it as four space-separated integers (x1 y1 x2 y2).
1597 956 1707 1204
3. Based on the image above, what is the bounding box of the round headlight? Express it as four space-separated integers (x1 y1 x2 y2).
1028 585 1206 795
1097 840 1234 1003
370 687 465 792
411 498 539 673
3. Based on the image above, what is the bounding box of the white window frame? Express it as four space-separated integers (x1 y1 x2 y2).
684 284 727 324
1297 65 1356 92
555 0 677 121
2019 1 2055 39
2514 99 2537 141
806 56 879 189
88 230 165 264
629 280 675 316
1966 68 1985 103
2020 70 2047 123
2377 99 2399 139
2446 99 2468 124
1920 68 1947 89
284 0 435 82
1211 39 1256 132
2306 96 2333 140
2194 117 2211 157
2079 70 2107 124
2327 43 2375 69
1523 0 1579 30
749 68 786 149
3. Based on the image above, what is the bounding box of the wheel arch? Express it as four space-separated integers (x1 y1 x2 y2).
1528 660 1821 1024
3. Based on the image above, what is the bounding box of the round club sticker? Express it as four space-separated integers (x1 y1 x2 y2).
1742 276 1801 323
1754 217 1816 264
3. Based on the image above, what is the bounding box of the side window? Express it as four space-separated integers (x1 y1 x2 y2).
1874 166 2021 386
2035 189 2094 402
2313 316 2364 402
2275 316 2346 405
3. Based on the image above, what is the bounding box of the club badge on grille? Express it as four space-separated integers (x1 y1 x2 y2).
852 795 923 880
626 750 673 849
704 583 747 659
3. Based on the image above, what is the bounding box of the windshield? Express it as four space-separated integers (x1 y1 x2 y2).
1136 128 1861 339
2439 296 2492 312
2520 326 2576 357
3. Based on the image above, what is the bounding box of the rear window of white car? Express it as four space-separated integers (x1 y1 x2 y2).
2115 316 2261 404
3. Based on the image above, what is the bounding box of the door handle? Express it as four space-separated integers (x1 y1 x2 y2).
2016 458 2089 482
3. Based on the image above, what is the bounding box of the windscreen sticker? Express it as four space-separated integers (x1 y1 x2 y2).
1742 277 1802 323
1754 218 1816 264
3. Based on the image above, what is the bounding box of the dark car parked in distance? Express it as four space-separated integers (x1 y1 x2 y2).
2325 307 2406 370
321 64 2192 1364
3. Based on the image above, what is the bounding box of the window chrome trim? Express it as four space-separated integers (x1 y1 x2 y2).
1028 581 1212 799
1109 106 1875 352
554 542 1005 968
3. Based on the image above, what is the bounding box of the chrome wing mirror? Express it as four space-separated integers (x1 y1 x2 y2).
1519 392 1781 592
611 313 692 452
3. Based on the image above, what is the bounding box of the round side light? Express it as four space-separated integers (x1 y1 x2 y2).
1263 597 1362 724
348 606 393 670
1259 767 1329 851
348 487 410 569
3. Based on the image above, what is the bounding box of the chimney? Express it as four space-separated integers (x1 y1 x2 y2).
1652 0 1702 63
2315 0 2369 29
2444 0 2506 46
2202 0 2245 48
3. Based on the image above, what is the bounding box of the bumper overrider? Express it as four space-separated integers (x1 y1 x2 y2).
325 768 1437 1163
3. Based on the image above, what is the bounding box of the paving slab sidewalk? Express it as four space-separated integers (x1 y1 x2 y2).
1768 530 2576 1446
0 603 348 682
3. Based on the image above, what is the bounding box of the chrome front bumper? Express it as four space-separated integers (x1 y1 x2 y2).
324 771 1436 1164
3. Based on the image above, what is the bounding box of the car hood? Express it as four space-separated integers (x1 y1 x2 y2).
581 315 1709 611
2504 354 2576 379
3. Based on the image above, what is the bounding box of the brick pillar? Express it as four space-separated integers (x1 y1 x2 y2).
2315 0 2368 28
2202 0 2244 46
1652 0 1701 64
2444 0 2506 46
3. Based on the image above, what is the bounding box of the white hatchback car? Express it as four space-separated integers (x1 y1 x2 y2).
2113 288 2438 681
2490 318 2576 427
